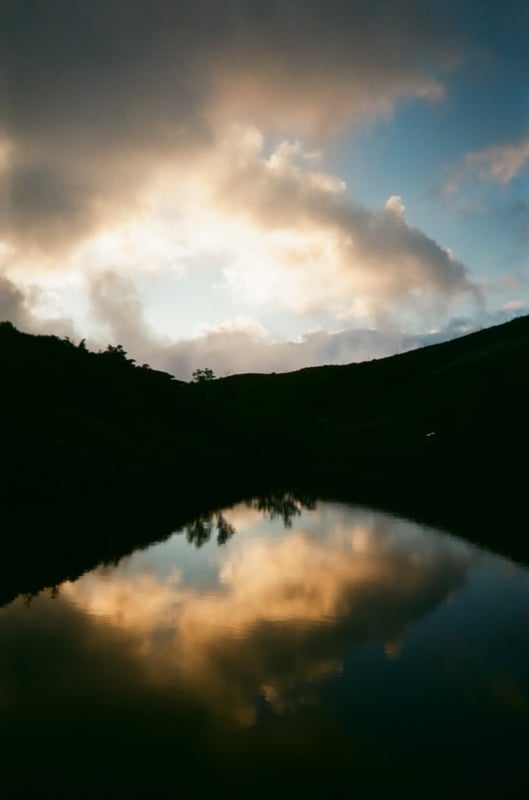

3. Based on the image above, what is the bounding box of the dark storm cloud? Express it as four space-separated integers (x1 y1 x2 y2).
0 0 461 255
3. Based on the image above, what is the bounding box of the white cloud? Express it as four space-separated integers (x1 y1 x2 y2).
385 195 406 217
0 270 75 338
89 310 475 381
2 126 474 342
466 137 529 184
446 136 529 194
153 324 409 378
0 2 483 363
197 129 480 321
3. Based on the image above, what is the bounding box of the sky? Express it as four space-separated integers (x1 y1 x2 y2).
0 0 528 378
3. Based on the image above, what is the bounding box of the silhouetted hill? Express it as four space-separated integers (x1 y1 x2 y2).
190 314 529 469
2 313 529 494
0 322 271 514
1 314 528 592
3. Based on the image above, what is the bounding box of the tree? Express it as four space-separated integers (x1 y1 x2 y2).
102 343 135 365
192 367 215 383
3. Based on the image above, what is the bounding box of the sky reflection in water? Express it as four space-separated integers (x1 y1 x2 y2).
1 499 528 793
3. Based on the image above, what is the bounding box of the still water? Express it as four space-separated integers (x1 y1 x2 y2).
1 496 528 795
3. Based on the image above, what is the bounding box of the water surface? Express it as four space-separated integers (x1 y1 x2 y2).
1 496 528 795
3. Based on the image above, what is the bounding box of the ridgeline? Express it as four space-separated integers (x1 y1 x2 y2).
1 314 528 601
192 314 529 469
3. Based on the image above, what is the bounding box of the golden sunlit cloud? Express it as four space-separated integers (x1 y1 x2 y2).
2 122 478 349
95 127 476 319
2 1 459 259
3 0 521 379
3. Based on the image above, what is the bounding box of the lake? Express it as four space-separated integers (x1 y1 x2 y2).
1 494 528 796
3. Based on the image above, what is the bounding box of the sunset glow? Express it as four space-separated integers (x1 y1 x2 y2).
1 1 527 376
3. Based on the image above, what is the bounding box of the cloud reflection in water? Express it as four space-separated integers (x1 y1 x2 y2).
60 502 480 725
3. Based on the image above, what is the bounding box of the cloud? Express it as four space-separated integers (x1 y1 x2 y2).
445 136 529 194
146 322 413 379
0 269 74 337
75 305 472 382
149 315 510 380
0 2 486 364
465 137 529 184
30 123 476 379
88 270 154 349
78 270 522 380
178 130 480 321
385 195 406 217
1 0 460 257
0 272 29 329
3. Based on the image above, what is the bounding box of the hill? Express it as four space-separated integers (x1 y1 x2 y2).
190 313 529 469
0 322 277 529
2 313 529 502
0 313 528 597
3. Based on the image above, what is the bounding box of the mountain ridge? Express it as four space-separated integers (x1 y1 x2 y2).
0 313 528 600
2 313 528 480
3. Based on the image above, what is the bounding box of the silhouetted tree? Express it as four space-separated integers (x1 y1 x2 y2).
192 367 215 382
185 515 213 547
250 492 316 527
102 343 136 365
216 512 235 545
183 511 235 547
